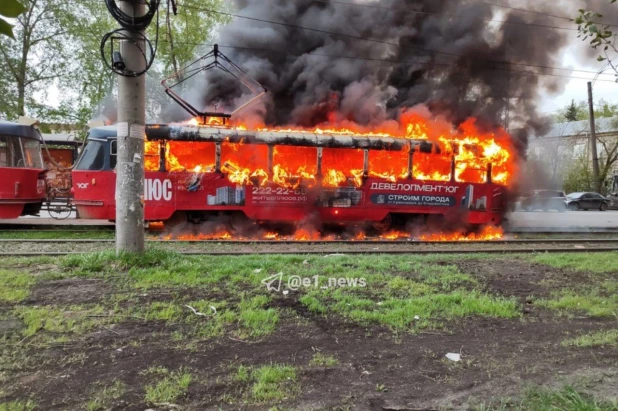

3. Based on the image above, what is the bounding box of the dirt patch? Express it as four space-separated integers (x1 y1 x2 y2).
456 259 591 300
28 278 111 305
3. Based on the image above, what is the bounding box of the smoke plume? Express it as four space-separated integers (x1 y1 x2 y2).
160 0 595 154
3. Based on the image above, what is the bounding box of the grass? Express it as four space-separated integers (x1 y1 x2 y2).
0 400 37 411
0 270 36 303
531 253 618 274
309 353 338 367
86 380 126 411
0 230 114 240
562 330 618 348
144 368 193 405
14 305 108 337
539 291 618 318
504 385 618 411
302 286 519 331
235 364 299 403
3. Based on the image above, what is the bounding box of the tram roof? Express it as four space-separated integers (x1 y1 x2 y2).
0 121 43 141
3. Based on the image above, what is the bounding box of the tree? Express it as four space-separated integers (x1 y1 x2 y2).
0 0 26 39
553 99 618 123
564 99 579 122
0 0 71 120
575 2 618 76
563 156 594 194
596 118 618 193
0 0 230 125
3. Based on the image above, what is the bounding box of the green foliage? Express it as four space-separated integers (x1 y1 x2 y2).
0 1 73 119
144 368 193 405
0 0 230 124
553 99 618 123
565 99 582 122
0 0 26 39
562 329 618 348
576 3 618 78
563 158 594 194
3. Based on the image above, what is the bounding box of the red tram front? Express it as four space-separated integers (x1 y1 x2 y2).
0 121 46 219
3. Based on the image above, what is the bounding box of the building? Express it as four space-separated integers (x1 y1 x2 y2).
527 117 618 192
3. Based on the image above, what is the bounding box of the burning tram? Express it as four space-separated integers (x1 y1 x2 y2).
0 121 47 219
72 123 508 232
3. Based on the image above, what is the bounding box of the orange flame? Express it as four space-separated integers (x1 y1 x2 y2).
146 110 517 190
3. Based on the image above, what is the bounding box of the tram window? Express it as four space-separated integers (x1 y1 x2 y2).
110 140 117 169
0 136 6 167
0 135 25 167
21 138 44 168
75 141 105 170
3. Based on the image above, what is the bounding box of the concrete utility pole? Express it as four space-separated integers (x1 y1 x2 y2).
587 82 602 194
116 0 146 254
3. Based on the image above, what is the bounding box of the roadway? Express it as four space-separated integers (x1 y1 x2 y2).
507 211 618 231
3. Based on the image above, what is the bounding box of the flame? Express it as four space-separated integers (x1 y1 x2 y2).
419 226 504 241
154 225 504 242
146 112 517 190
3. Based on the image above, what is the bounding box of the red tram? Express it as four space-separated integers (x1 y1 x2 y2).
0 121 46 219
72 125 507 230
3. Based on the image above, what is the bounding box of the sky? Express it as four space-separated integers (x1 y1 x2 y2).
539 48 618 116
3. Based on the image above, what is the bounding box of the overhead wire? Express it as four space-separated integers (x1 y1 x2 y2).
310 0 578 31
155 37 618 84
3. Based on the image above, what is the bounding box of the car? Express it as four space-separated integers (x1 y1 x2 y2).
565 192 610 211
520 189 566 212
609 193 618 210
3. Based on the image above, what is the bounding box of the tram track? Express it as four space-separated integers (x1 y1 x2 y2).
2 237 618 255
2 248 618 256
2 238 618 245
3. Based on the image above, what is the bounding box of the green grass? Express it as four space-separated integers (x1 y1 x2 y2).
235 364 299 403
0 270 36 303
86 380 126 411
539 291 618 318
309 353 338 367
531 253 618 274
0 400 37 411
144 368 193 405
302 287 519 331
562 330 618 348
0 230 114 240
507 385 618 411
14 305 108 337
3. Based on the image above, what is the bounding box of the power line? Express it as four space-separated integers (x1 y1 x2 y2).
158 38 618 83
467 0 618 29
176 4 616 79
310 0 577 31
465 0 573 21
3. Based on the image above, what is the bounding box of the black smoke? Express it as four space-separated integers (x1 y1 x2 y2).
160 0 593 154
